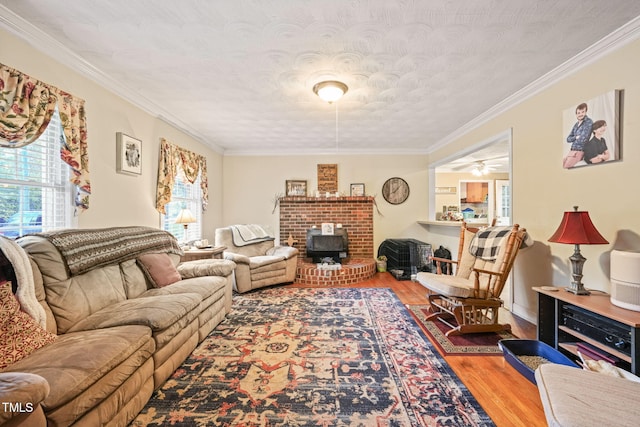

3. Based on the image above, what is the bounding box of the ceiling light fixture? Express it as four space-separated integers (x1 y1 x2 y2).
313 80 348 103
471 162 489 176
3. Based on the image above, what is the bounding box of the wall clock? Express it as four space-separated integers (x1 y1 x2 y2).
382 177 410 205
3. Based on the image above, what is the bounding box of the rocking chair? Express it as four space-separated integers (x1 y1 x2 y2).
415 222 528 336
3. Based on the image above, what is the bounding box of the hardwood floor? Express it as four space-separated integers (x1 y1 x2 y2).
291 272 546 427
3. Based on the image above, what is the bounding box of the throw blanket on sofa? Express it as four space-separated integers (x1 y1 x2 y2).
468 226 533 261
230 224 274 247
38 226 183 276
0 236 47 328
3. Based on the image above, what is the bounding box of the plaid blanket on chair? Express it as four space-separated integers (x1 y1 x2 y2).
468 226 532 261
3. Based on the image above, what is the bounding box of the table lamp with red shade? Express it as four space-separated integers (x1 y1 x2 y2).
548 206 609 295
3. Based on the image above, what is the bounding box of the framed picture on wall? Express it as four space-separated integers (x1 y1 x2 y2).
562 89 623 169
116 133 142 175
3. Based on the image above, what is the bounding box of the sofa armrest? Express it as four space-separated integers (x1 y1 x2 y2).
267 245 299 260
177 259 236 278
224 252 251 265
0 372 49 425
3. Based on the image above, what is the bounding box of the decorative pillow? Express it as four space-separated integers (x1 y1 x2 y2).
137 253 182 288
0 281 57 370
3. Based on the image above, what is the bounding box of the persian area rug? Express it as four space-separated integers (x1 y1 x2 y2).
132 288 494 426
408 305 516 356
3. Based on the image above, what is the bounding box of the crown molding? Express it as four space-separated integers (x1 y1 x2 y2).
222 146 430 157
427 15 640 155
3 6 638 158
0 6 225 154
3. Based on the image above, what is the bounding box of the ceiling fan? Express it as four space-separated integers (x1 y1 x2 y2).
470 161 491 176
449 154 509 174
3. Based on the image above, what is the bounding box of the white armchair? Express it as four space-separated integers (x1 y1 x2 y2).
214 225 299 293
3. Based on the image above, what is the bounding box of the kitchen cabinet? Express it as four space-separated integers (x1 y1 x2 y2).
463 182 488 203
459 180 494 222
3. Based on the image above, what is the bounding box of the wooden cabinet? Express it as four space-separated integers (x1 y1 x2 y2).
534 287 640 375
464 182 488 203
459 180 494 222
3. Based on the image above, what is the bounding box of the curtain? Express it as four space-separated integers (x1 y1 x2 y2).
56 90 91 210
0 64 57 146
156 138 208 214
0 63 92 211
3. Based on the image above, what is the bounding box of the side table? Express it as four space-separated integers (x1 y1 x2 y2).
180 246 226 262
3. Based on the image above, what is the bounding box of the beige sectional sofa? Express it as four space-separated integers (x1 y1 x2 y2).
0 227 235 427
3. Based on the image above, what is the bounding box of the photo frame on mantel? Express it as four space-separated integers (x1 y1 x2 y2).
350 183 365 196
286 180 307 196
116 132 142 175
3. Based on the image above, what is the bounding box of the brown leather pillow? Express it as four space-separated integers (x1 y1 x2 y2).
137 253 181 288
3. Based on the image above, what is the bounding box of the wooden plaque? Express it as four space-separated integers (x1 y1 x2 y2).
317 164 338 192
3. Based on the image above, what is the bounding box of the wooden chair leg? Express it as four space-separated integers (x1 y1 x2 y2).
426 293 512 336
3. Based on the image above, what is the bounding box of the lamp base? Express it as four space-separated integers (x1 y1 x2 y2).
564 286 590 296
565 244 590 295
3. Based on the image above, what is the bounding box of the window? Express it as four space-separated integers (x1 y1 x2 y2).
161 166 202 243
0 109 73 238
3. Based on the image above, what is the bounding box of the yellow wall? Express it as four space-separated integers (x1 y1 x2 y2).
222 154 431 253
429 38 640 319
1 28 225 241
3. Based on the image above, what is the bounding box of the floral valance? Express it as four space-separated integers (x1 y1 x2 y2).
156 138 208 214
0 63 91 211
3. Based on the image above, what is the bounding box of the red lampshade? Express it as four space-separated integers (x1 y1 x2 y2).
548 206 608 245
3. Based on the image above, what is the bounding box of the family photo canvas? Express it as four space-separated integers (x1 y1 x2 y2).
562 89 622 169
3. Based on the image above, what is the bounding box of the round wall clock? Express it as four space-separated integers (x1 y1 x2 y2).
382 177 410 205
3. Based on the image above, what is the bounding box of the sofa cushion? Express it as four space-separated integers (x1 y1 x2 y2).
137 253 181 287
415 273 482 298
0 281 57 370
249 255 286 269
41 264 128 334
66 293 202 333
3 325 154 424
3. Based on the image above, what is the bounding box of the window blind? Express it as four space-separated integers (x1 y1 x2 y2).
161 166 203 242
0 109 72 238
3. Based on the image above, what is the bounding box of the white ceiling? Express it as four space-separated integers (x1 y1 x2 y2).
2 1 640 157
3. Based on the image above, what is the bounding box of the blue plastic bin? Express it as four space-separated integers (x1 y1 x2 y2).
498 339 579 384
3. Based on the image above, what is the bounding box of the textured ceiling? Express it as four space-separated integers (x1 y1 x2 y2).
2 1 640 157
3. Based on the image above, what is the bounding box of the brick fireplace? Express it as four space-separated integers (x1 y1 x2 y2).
279 196 375 259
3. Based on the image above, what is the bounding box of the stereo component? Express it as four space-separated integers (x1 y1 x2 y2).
561 305 632 356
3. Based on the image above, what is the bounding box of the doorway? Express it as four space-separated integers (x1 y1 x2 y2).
427 129 513 305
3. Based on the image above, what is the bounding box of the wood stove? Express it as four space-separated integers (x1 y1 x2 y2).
306 228 348 263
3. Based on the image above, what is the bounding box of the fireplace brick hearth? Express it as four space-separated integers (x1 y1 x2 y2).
279 196 374 259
